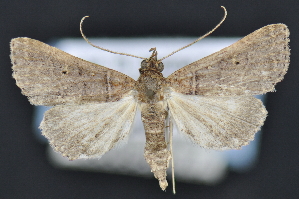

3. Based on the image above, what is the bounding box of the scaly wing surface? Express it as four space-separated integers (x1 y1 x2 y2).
167 24 290 96
167 91 267 150
40 93 137 160
11 37 136 105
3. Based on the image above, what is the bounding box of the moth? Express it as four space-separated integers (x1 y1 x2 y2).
10 7 290 192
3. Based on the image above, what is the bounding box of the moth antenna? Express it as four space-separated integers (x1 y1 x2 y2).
80 16 146 60
169 115 176 194
159 6 227 61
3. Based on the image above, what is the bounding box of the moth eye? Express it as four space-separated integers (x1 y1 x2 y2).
141 60 148 69
157 62 164 72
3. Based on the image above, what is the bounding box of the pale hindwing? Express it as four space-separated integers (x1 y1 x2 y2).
167 91 267 150
167 24 290 96
11 37 136 106
40 93 137 160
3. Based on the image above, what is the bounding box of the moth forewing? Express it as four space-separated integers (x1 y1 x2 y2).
10 37 136 106
166 24 290 96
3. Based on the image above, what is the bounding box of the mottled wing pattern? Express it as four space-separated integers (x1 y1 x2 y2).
11 37 136 106
166 24 290 96
167 91 267 150
40 93 137 160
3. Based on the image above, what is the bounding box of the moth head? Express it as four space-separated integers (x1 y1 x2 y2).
140 47 164 73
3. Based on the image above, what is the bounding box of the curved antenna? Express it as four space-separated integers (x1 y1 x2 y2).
159 6 227 61
80 16 146 60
